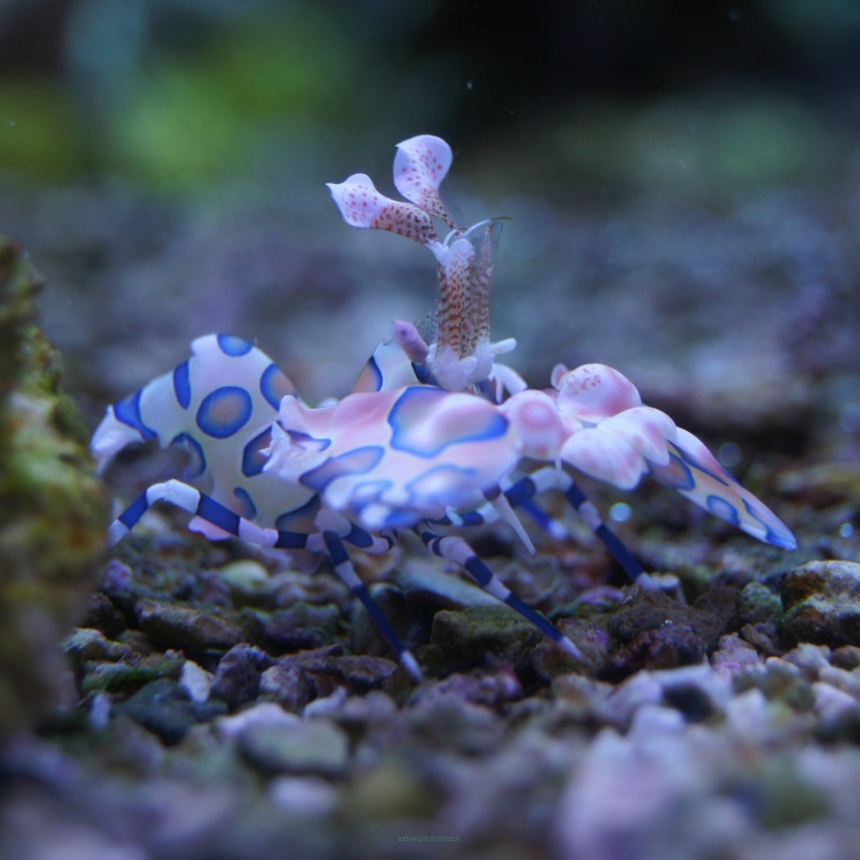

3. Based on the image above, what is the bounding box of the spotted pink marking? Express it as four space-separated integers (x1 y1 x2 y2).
327 174 438 246
555 364 642 422
394 135 455 227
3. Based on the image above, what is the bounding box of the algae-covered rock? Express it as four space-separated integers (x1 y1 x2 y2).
0 236 107 738
779 561 860 648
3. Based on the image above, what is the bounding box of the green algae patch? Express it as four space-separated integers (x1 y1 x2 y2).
0 236 108 737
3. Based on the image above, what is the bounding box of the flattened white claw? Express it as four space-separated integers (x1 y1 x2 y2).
649 427 797 551
556 363 642 422
673 427 724 473
560 428 646 490
598 406 677 467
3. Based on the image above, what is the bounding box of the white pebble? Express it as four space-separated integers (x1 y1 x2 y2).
268 775 338 817
178 660 212 703
216 702 300 739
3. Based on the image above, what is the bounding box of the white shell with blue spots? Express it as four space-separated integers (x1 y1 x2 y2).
92 334 314 531
93 332 796 551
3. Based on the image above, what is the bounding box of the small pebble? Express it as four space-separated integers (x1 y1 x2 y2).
783 643 832 679
238 718 350 777
268 775 339 817
216 702 300 740
598 670 663 730
178 660 212 703
812 681 859 724
303 687 348 718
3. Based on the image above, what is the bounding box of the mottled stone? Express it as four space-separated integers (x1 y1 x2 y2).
597 670 664 730
259 664 313 713
407 689 505 755
331 655 398 692
602 591 724 680
737 657 815 712
80 591 127 639
215 701 299 739
275 644 347 701
739 622 780 656
135 599 250 655
334 690 398 729
555 724 748 860
815 707 860 745
627 702 686 737
268 775 339 818
302 687 348 719
79 651 185 694
63 627 133 664
178 660 213 703
552 673 613 720
783 643 832 679
237 717 350 777
654 663 733 721
112 678 226 745
710 633 762 674
217 559 274 607
209 644 273 711
738 579 783 625
341 759 434 822
427 669 524 708
832 645 860 670
270 569 351 611
255 602 343 654
430 606 543 674
779 561 860 648
818 665 860 701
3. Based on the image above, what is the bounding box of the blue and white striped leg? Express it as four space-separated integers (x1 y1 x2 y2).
500 468 644 581
441 467 645 581
416 527 583 661
321 529 423 682
314 509 394 556
518 499 570 543
107 479 310 550
561 482 644 581
519 476 678 595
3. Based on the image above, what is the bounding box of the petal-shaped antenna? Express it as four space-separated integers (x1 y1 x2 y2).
394 135 456 227
327 173 439 247
597 406 677 466
560 428 647 490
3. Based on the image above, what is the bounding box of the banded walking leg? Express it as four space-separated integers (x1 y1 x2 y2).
109 483 422 680
416 526 583 660
108 479 393 554
321 525 423 682
107 480 310 550
439 467 645 581
507 471 679 595
560 483 644 581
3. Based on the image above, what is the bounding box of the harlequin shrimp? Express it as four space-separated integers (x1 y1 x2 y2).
92 135 796 681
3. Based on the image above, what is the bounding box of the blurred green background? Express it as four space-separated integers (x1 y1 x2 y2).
1 0 859 456
1 0 858 187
